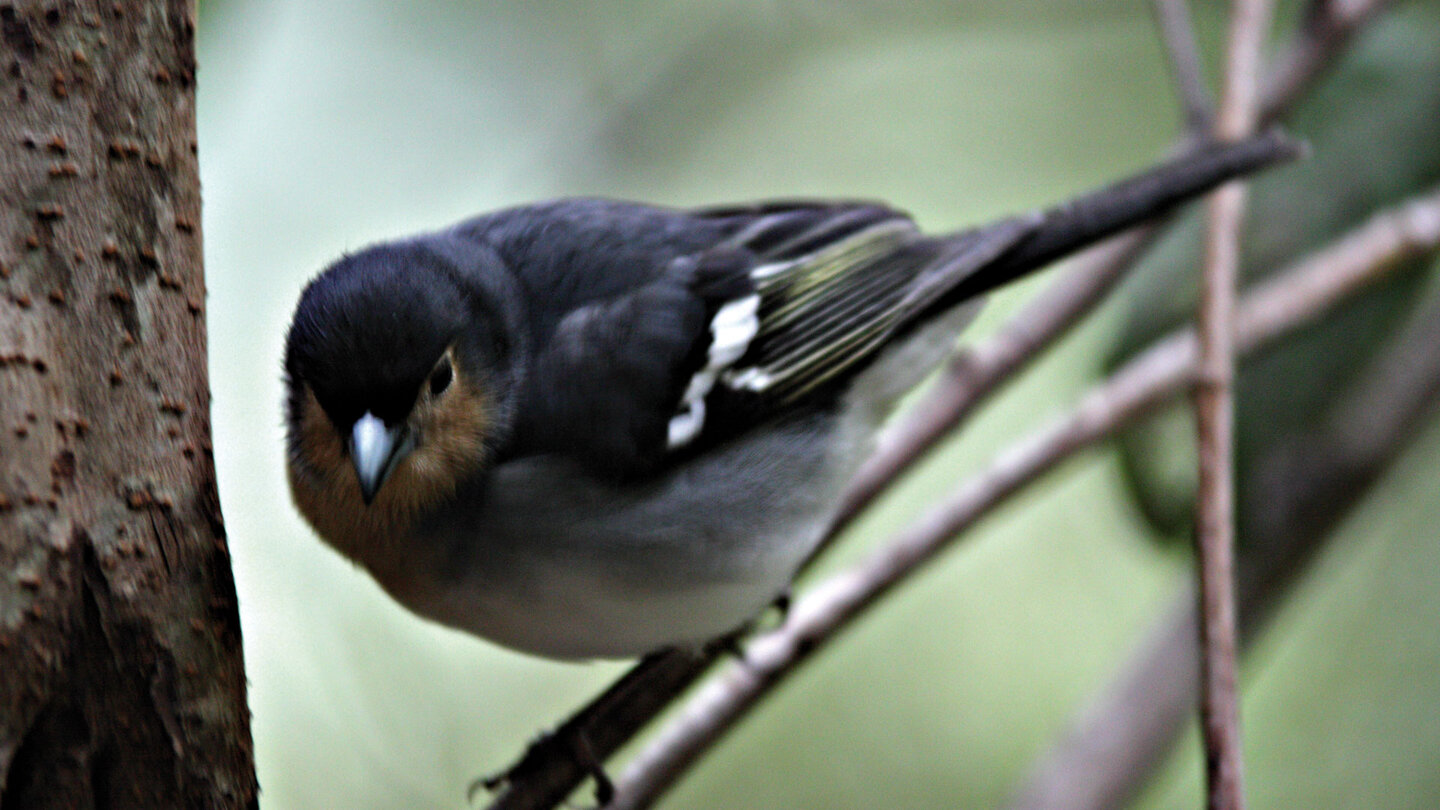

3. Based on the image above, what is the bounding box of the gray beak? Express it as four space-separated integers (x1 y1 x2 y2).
350 412 409 505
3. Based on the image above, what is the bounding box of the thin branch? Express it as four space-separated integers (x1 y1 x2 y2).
1194 0 1272 805
818 130 1303 561
1153 0 1216 131
481 6 1397 805
1322 289 1440 474
1007 587 1201 810
1260 0 1398 121
1195 191 1247 810
814 226 1162 562
1008 236 1440 810
478 648 719 810
608 188 1440 810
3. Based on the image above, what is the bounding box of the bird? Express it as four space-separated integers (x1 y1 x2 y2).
283 131 1298 660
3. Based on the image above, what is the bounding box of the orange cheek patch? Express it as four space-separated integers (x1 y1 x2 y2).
411 376 489 486
294 389 347 484
289 388 389 558
287 388 432 563
286 379 491 567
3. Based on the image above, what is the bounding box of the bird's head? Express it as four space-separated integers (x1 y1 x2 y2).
283 241 513 553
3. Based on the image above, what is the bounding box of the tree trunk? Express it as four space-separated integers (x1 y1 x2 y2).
0 1 255 807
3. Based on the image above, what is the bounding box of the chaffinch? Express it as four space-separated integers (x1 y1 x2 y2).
283 132 1296 659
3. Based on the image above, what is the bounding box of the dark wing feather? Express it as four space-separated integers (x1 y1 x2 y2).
526 202 1042 477
503 246 754 478
475 134 1304 478
499 200 1033 478
701 207 1040 409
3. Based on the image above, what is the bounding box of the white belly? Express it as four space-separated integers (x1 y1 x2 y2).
389 413 859 659
375 302 980 659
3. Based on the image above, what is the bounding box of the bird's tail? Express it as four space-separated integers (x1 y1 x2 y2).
924 129 1304 313
710 130 1301 413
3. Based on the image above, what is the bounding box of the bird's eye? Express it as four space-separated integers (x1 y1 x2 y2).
429 358 453 396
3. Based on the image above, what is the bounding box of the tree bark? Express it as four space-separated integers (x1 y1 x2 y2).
0 2 255 807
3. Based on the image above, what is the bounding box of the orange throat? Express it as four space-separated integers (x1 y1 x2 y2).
288 384 489 569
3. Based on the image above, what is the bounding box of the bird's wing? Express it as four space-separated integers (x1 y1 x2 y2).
512 202 1038 478
699 204 1039 409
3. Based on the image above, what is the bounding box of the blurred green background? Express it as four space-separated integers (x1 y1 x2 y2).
197 2 1440 808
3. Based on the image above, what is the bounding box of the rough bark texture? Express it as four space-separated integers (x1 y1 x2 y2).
0 2 256 808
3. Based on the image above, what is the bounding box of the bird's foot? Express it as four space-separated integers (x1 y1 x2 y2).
769 588 792 623
469 726 613 806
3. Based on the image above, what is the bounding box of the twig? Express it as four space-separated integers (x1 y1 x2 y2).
608 187 1440 810
1261 0 1398 121
1321 289 1440 475
482 6 1395 804
1007 204 1440 810
479 648 718 810
1153 0 1216 131
1194 0 1272 805
815 226 1162 560
819 130 1302 561
1007 587 1201 810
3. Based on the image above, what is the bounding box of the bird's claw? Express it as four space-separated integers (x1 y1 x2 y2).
469 726 614 807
